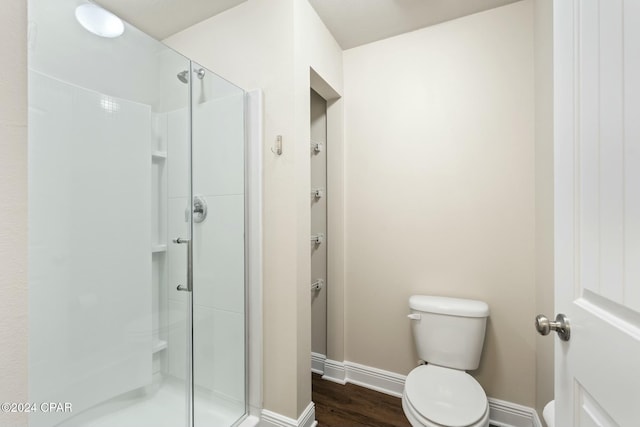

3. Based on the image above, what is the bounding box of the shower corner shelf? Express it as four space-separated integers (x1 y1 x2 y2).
152 244 167 253
151 151 167 161
152 340 168 354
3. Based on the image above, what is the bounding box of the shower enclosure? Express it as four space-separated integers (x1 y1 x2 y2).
28 1 248 426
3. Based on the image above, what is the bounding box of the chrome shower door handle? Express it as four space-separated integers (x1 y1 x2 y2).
173 237 193 292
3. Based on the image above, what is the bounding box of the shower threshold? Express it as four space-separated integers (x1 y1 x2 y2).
54 374 244 427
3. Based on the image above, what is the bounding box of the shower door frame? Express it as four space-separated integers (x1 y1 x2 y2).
243 89 263 426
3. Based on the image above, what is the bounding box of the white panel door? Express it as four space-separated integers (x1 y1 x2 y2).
554 0 640 426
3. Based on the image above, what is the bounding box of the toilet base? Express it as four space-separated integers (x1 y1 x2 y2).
402 390 490 427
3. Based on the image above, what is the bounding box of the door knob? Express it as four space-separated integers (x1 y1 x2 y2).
535 313 570 341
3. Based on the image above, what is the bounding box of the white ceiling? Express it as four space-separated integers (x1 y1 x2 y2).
96 0 522 48
308 0 523 49
95 0 247 40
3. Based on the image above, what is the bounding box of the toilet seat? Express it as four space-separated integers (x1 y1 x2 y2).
403 365 489 427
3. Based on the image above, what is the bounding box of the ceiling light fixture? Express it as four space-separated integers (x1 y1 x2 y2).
75 4 124 38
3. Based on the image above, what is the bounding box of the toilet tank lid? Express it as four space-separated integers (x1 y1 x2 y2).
409 295 489 317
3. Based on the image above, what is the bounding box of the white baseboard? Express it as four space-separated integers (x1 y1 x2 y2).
344 361 405 398
311 352 326 375
533 409 544 427
314 360 541 427
488 398 541 427
298 402 317 427
321 359 346 384
260 402 317 427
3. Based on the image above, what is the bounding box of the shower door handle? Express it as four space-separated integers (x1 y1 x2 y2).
173 237 193 292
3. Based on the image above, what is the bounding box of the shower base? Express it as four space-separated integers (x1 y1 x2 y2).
56 374 244 427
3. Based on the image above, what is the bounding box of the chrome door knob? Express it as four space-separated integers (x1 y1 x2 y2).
535 313 571 341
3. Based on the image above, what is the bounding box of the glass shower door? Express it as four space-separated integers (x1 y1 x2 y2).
28 1 193 426
189 62 247 427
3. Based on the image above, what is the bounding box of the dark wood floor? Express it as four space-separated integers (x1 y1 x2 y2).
312 373 411 427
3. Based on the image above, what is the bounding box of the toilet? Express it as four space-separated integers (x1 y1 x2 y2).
402 295 490 427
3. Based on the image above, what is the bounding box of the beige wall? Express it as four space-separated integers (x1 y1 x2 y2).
534 0 554 421
292 0 343 414
343 0 537 407
165 0 343 418
0 1 28 426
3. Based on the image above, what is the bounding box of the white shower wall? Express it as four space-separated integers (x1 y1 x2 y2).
28 71 152 427
28 70 246 427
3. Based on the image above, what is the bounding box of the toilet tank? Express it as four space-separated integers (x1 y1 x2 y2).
409 295 489 371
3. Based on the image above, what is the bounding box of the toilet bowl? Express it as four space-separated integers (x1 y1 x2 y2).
402 365 489 427
403 296 490 427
